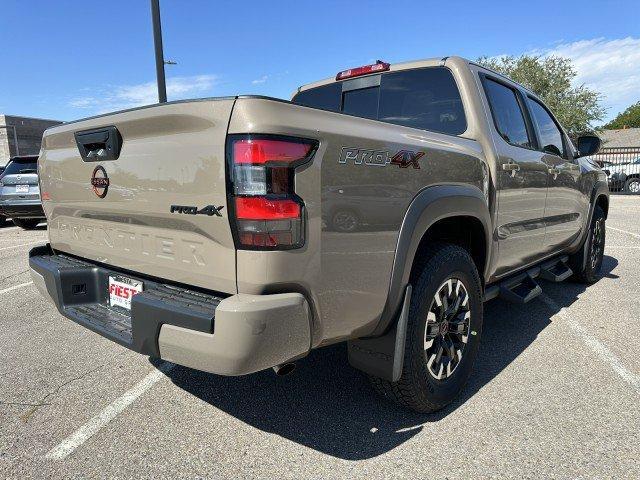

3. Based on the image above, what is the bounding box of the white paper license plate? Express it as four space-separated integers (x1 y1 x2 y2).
108 275 143 310
15 185 29 193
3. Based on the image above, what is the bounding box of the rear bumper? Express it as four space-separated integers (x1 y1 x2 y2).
29 245 311 375
0 201 44 218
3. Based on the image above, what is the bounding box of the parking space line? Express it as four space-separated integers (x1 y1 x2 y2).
607 225 640 239
540 295 640 393
0 281 33 295
45 362 175 460
0 241 42 252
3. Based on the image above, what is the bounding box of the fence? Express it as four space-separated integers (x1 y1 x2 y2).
593 146 640 194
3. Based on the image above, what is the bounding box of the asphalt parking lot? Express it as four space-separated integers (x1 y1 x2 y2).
1 196 639 479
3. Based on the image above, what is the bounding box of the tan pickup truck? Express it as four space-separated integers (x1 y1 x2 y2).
30 56 608 412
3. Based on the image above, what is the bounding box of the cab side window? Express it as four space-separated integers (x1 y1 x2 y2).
528 98 566 158
483 78 532 149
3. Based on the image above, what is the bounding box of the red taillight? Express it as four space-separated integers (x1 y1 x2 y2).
233 139 312 165
228 135 316 249
235 197 300 220
336 60 390 80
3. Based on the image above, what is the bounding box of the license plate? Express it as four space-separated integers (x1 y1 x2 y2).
15 185 29 193
108 275 143 310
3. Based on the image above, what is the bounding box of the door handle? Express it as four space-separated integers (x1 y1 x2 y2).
502 160 521 177
548 167 560 180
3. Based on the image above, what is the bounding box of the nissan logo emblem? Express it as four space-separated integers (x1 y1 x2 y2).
90 165 109 198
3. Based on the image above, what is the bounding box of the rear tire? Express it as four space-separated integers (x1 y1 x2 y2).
12 218 41 230
570 205 605 284
369 243 483 413
624 177 640 194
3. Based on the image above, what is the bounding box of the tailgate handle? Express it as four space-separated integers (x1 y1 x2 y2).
74 126 122 161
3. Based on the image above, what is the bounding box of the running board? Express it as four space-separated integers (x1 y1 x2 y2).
499 274 542 304
483 255 571 303
539 257 573 282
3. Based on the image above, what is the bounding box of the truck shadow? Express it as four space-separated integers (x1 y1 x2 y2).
155 255 618 460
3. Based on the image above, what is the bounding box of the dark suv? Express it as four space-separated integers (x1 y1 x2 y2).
0 155 44 229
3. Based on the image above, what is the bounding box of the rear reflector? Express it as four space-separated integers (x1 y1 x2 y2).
238 229 297 248
336 60 390 80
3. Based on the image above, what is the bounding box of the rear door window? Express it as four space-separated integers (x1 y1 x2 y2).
483 78 532 149
528 98 566 158
292 67 467 136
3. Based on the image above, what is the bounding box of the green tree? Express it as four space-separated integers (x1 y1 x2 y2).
603 102 640 129
477 55 605 137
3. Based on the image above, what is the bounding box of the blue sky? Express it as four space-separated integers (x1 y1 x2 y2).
1 0 639 122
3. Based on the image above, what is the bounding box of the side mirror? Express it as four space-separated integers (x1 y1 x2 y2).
576 135 601 158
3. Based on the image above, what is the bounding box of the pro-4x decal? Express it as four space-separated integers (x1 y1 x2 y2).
390 150 425 169
338 147 425 169
170 205 224 217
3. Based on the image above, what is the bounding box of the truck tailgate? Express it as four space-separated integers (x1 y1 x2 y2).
39 99 237 294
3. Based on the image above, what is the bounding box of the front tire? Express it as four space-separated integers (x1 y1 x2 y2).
570 205 605 284
12 218 41 230
369 243 483 413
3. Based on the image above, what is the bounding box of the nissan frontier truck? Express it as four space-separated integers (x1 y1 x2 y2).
30 57 608 412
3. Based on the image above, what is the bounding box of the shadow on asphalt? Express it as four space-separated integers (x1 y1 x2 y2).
154 255 618 460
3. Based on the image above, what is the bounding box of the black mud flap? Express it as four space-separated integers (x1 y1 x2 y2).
347 285 412 382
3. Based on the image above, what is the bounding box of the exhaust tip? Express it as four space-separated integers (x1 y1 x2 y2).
273 362 296 376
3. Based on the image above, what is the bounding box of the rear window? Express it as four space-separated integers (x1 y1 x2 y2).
1 158 38 177
292 67 466 136
343 87 378 119
293 82 341 112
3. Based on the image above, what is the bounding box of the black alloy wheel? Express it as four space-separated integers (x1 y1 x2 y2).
424 278 471 380
590 215 605 271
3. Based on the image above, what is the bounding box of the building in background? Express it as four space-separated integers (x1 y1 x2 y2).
599 127 640 148
0 115 62 166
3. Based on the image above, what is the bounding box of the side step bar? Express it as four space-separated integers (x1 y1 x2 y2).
499 274 542 304
538 257 573 282
484 255 573 304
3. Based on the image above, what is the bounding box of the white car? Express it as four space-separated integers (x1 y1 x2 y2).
601 157 640 194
